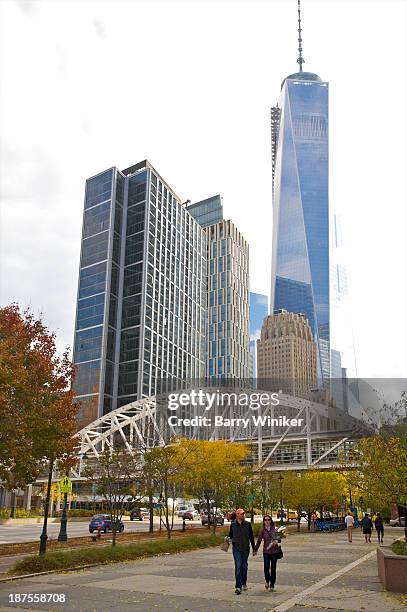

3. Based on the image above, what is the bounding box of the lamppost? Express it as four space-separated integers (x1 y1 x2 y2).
278 473 284 526
58 475 71 542
39 460 54 555
57 490 68 542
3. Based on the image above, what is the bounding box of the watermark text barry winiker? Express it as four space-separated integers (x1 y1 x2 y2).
166 390 304 428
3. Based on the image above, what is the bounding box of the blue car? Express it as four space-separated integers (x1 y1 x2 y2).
89 514 124 534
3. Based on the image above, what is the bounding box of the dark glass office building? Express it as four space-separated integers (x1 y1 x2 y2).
186 195 223 228
270 72 330 382
73 160 206 427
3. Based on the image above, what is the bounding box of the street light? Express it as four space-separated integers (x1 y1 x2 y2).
39 460 54 555
278 473 284 526
57 490 68 542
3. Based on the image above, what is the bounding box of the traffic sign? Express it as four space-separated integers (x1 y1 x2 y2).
59 476 72 493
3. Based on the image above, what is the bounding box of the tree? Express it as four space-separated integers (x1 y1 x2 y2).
283 470 345 531
0 304 79 553
83 449 141 546
0 304 78 489
142 441 191 539
343 435 407 540
228 469 281 519
181 439 249 533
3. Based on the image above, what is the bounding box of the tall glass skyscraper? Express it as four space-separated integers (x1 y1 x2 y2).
73 160 206 427
270 71 330 382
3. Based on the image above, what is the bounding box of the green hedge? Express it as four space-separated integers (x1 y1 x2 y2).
11 533 225 575
0 509 43 519
65 509 97 517
391 540 407 556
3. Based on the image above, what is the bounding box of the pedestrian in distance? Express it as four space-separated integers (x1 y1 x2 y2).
228 508 257 595
255 515 281 591
361 513 373 543
345 512 354 542
374 512 384 543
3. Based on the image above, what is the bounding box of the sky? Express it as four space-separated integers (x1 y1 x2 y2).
0 0 406 379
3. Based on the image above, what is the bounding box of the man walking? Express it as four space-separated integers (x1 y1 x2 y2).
374 512 384 543
345 512 354 542
228 508 256 594
361 513 373 543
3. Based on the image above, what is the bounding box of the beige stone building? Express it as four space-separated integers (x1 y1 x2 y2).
256 309 317 396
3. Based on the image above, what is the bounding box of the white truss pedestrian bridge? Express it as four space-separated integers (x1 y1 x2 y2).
70 388 368 479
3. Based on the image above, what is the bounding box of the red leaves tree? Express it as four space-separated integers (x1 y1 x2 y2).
0 303 78 497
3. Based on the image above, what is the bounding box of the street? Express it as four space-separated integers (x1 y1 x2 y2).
0 527 405 611
0 517 191 545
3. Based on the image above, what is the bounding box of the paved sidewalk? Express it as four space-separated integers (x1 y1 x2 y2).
0 528 405 611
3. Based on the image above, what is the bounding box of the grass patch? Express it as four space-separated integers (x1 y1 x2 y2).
391 540 407 556
11 531 226 575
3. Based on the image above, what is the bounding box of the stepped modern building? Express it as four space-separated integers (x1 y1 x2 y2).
187 197 251 380
72 160 206 427
270 2 330 382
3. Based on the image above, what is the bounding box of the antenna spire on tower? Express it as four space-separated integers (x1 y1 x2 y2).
297 0 305 71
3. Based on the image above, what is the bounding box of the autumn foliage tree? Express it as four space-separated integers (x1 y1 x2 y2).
181 439 249 533
0 304 78 511
283 470 345 530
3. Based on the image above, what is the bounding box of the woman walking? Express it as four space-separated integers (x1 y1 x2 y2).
255 515 281 591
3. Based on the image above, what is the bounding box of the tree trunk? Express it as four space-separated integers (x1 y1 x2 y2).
206 496 211 530
164 483 171 540
307 510 312 531
251 506 254 523
297 509 301 532
149 490 154 534
10 491 17 518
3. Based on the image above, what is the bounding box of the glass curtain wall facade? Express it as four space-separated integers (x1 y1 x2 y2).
270 72 330 382
187 195 253 381
73 160 206 427
187 199 250 380
249 292 268 382
205 221 250 379
186 195 223 228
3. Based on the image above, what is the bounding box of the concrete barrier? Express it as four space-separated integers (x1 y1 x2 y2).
377 545 407 593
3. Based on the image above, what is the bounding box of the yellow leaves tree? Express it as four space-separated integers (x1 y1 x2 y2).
181 439 249 533
283 470 346 530
344 436 407 513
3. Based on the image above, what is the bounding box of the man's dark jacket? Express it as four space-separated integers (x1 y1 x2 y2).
228 519 256 553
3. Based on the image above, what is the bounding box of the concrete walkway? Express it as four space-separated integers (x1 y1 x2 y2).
0 528 405 611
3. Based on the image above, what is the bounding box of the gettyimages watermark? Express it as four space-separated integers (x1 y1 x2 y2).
166 389 305 428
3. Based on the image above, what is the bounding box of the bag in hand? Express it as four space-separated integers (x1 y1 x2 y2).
277 546 283 559
220 539 230 552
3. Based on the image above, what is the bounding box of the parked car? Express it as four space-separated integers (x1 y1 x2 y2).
201 511 224 526
177 506 197 519
277 510 297 520
179 510 199 520
89 514 124 533
130 507 150 521
389 517 406 527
